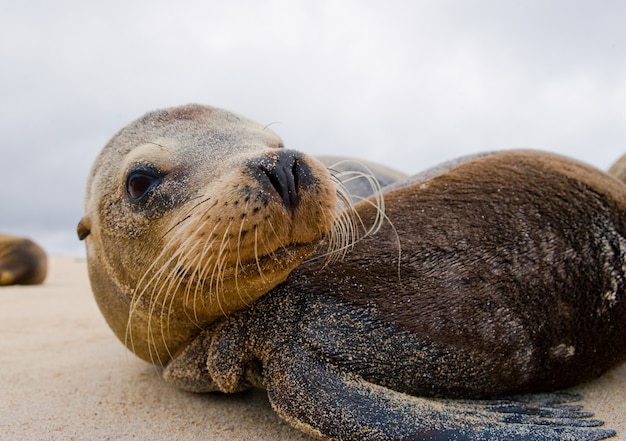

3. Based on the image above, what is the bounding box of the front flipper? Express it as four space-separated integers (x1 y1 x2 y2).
163 329 220 393
264 346 616 441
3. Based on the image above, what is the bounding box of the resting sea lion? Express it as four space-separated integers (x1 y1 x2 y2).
80 104 623 440
0 234 47 286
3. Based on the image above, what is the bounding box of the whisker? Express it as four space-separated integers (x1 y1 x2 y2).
234 210 252 308
265 216 291 259
126 234 179 358
160 194 209 240
253 225 268 283
213 225 234 317
190 220 223 323
314 163 390 265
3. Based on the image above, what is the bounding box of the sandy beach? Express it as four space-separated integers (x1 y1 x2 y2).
1 256 624 440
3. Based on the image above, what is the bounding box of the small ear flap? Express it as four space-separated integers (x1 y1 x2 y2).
77 216 92 241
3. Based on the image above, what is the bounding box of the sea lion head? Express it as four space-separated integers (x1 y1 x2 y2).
78 104 358 364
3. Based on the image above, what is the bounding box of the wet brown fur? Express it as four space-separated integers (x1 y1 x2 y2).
310 151 626 395
0 234 47 286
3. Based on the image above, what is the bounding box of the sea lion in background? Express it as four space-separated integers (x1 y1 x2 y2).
164 149 626 440
77 104 385 365
608 152 626 184
316 155 407 201
0 234 47 286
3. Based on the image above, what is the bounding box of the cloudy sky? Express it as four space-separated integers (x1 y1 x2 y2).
2 0 626 256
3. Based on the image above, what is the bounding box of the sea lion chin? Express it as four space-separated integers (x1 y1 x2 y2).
77 104 368 365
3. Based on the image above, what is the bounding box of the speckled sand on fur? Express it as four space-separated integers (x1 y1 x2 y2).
1 256 624 440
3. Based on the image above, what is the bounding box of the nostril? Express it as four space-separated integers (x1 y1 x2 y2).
254 151 311 212
292 158 301 195
260 158 299 211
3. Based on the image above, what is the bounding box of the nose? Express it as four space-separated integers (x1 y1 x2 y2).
251 150 313 212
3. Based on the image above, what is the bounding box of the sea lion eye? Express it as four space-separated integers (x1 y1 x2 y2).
126 168 162 202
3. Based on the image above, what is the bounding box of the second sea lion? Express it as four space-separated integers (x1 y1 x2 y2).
0 234 47 286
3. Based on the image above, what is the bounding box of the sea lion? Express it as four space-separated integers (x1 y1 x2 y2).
162 149 626 440
609 152 626 184
80 104 622 440
0 234 47 286
316 155 407 201
77 104 384 365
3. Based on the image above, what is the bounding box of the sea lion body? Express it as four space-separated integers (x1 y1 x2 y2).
165 150 626 440
0 234 47 286
81 104 622 440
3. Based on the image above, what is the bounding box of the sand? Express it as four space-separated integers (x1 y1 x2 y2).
1 256 624 440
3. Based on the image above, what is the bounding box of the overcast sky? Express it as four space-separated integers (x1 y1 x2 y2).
2 0 626 256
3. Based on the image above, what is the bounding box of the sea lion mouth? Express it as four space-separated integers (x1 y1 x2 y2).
231 241 319 279
174 239 319 295
129 208 329 326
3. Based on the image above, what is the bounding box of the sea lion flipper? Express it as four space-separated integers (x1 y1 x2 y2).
162 330 219 393
263 345 615 441
163 321 255 394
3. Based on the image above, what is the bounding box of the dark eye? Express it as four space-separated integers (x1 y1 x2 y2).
126 169 162 202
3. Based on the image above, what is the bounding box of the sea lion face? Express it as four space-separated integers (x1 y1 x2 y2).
78 105 340 364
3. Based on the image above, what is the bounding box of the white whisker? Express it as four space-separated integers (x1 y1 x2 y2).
314 162 391 266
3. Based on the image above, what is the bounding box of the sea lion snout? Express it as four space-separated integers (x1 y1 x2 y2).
248 149 315 212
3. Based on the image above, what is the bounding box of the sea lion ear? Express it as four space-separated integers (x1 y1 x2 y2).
77 216 92 240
